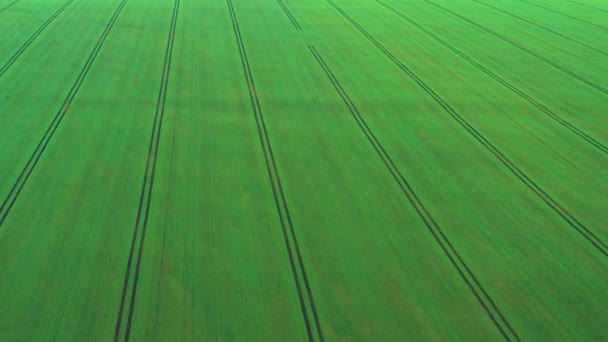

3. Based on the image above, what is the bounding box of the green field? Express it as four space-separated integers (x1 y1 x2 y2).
0 0 607 340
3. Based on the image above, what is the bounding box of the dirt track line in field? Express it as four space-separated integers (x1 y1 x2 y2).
512 0 608 32
0 0 130 228
113 0 180 341
373 0 608 156
472 0 608 57
564 0 608 14
0 0 77 77
276 0 302 30
228 0 322 340
425 1 608 97
308 35 519 340
328 0 608 262
0 0 21 14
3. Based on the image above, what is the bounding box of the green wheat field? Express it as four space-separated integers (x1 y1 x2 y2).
0 0 607 340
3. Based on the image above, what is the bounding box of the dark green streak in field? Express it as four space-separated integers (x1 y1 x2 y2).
0 0 84 64
0 0 23 14
0 0 169 339
127 0 308 339
513 0 608 31
287 0 608 339
0 0 607 340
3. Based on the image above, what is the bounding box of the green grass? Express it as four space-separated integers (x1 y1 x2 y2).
0 0 607 340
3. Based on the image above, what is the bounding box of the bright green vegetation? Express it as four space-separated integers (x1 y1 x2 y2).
0 0 607 340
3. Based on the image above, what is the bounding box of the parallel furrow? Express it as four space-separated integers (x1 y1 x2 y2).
374 1 608 155
425 0 608 96
513 0 608 32
472 0 608 57
564 0 608 13
0 0 21 14
113 0 180 341
276 0 301 30
0 0 130 228
325 0 608 257
0 0 77 77
308 44 520 342
228 0 322 341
